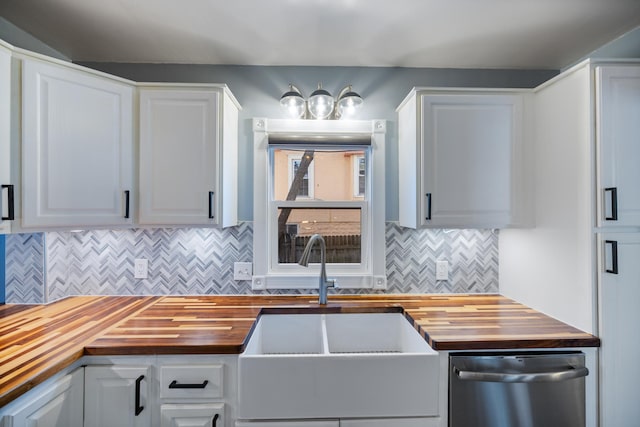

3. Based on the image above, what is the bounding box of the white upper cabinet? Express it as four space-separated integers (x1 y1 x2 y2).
21 57 134 229
138 86 239 227
397 89 530 228
0 43 13 234
596 66 640 227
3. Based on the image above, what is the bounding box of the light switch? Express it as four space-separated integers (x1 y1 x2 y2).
436 260 449 281
134 259 148 279
234 262 253 280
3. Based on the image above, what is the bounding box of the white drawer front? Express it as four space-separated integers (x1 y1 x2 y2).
159 364 223 399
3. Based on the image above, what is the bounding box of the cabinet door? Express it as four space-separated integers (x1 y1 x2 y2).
598 233 640 426
2 367 84 427
420 93 523 228
0 45 12 234
21 58 134 229
596 66 640 227
84 365 150 427
160 403 224 427
139 89 219 226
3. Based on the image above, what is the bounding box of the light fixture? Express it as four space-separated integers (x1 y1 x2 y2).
280 84 306 119
308 83 335 119
279 83 363 120
336 85 363 119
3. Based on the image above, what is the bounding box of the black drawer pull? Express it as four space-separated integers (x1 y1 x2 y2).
604 187 618 221
135 375 144 416
169 379 209 389
605 240 619 275
212 413 219 427
124 190 130 219
1 185 14 221
425 192 432 221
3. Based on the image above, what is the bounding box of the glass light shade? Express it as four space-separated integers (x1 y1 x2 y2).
308 84 334 119
280 85 306 118
336 89 363 119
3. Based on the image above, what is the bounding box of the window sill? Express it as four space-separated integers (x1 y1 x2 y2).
251 274 387 291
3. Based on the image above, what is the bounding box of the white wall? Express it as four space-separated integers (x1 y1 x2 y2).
500 64 596 333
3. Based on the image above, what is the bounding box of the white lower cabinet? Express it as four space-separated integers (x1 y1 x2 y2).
84 356 236 427
84 365 151 427
0 367 84 427
160 403 224 427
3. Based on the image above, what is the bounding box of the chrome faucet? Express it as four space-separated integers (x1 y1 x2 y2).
298 234 336 305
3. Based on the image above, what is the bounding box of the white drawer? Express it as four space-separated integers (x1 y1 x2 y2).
159 364 224 399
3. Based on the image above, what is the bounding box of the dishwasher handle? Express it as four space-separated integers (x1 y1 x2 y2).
454 365 589 383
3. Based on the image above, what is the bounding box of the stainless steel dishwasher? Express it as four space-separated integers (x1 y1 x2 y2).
449 352 589 427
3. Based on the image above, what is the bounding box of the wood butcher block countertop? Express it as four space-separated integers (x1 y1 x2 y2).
0 294 599 407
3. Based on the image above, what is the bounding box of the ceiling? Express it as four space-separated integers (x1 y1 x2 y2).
1 0 640 69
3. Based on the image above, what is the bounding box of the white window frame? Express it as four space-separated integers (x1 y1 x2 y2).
287 154 315 199
353 154 365 198
252 118 387 290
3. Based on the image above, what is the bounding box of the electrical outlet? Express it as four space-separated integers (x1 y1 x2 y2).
436 260 449 281
134 259 148 279
234 262 253 281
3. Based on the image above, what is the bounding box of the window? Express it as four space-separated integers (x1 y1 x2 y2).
253 119 386 290
276 148 365 265
353 155 365 197
286 153 314 198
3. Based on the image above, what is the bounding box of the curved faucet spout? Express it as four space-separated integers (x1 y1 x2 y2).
298 234 335 304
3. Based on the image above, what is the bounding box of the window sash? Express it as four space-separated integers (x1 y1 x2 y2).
268 200 369 274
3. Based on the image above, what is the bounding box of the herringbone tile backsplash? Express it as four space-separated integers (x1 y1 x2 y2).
5 223 498 303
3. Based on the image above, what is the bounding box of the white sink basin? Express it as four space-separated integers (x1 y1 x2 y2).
238 312 440 420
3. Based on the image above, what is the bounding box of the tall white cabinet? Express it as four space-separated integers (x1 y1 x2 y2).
138 85 239 227
20 56 135 229
596 66 640 227
0 43 13 234
598 233 640 426
397 89 531 229
500 61 640 427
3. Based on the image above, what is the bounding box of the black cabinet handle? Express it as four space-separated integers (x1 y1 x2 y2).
124 190 130 219
208 191 215 219
425 193 432 221
605 240 619 275
604 187 618 221
1 185 14 221
212 413 219 427
168 380 209 389
135 375 144 416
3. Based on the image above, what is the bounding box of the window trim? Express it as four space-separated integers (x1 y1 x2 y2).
252 118 387 290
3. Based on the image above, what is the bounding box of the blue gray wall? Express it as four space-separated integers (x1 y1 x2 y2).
0 17 69 60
